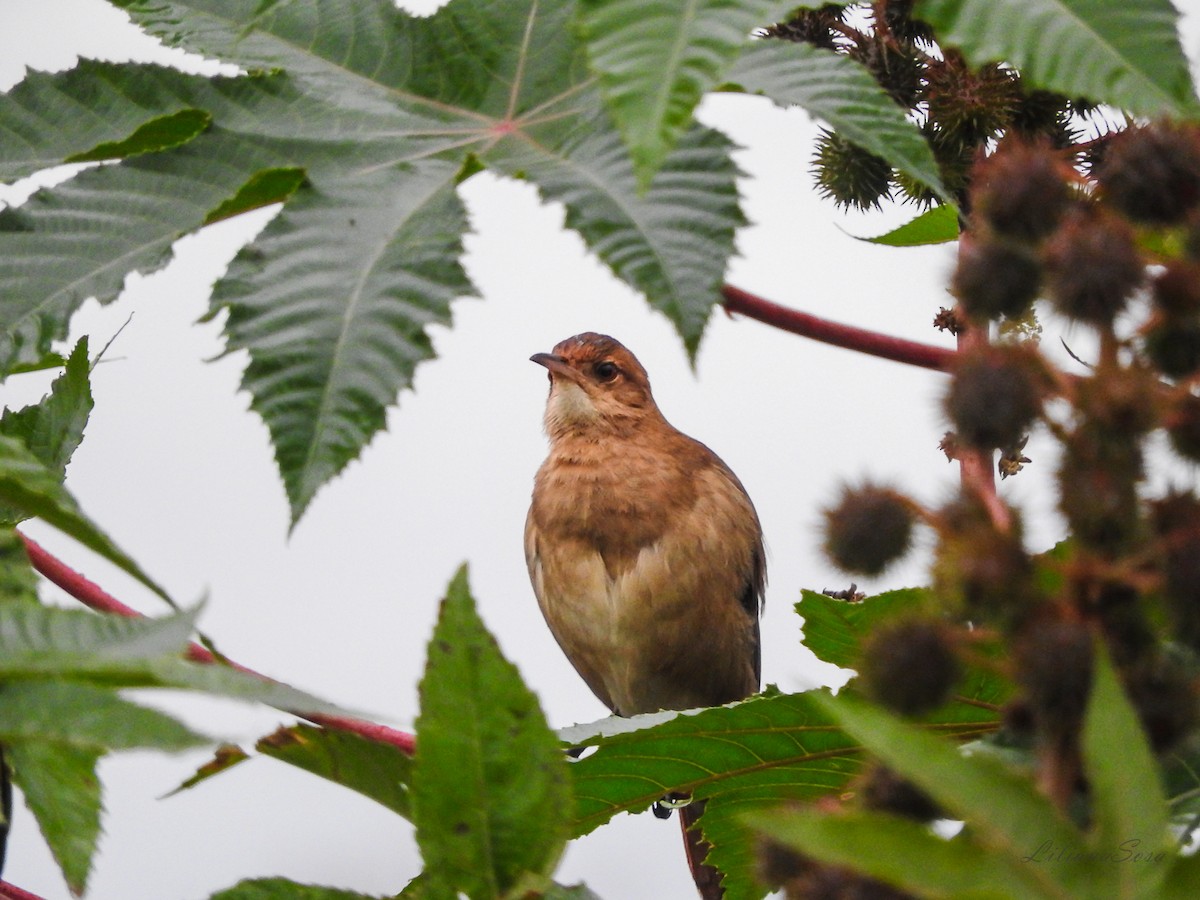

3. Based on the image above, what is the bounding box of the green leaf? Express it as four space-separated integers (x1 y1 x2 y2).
914 0 1200 118
209 878 382 900
413 565 571 899
851 204 961 247
0 527 40 606
579 0 792 190
214 160 474 524
7 740 102 896
0 681 204 751
489 120 743 362
1083 643 1171 896
797 588 926 670
0 602 354 717
808 690 1106 897
567 687 1001 900
166 744 251 796
0 600 200 674
65 108 212 164
1 0 747 516
0 434 174 603
256 723 412 819
725 41 950 203
747 807 1054 898
0 336 93 480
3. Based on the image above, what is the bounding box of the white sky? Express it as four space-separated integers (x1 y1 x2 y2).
0 2 1197 898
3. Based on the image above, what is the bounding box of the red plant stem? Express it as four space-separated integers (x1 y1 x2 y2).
721 284 956 371
18 534 415 755
0 882 46 900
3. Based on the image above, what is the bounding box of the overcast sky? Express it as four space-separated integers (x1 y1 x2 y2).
1 2 1197 899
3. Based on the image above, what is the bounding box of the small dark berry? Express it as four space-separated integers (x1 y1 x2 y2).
972 140 1072 242
858 618 961 716
812 130 893 211
1145 315 1200 379
1152 262 1200 316
1166 394 1200 462
823 483 915 576
945 346 1044 449
1097 122 1200 225
1015 619 1094 735
952 236 1042 321
1045 208 1144 326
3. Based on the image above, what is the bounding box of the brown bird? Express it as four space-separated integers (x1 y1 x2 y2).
525 332 764 898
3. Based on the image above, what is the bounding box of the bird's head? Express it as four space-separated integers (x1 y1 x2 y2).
531 333 660 437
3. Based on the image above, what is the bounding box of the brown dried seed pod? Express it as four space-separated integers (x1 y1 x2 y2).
1097 122 1200 225
823 483 915 576
971 140 1072 242
1044 207 1144 326
858 618 961 716
945 346 1045 450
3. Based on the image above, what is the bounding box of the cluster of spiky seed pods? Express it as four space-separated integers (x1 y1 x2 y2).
762 2 1200 896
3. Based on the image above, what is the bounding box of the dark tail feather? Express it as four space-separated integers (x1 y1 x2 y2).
680 800 723 899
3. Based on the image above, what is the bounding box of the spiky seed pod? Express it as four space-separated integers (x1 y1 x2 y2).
876 0 934 44
1058 425 1143 554
945 345 1045 450
858 618 961 716
1124 657 1200 753
1044 207 1144 326
812 130 893 211
1166 393 1200 462
971 140 1072 242
1096 122 1200 225
1010 89 1078 148
1079 578 1155 666
923 54 1021 149
952 236 1042 322
895 124 973 206
1144 315 1200 379
850 32 923 108
822 483 915 576
1150 491 1200 649
935 508 1035 625
1073 362 1160 437
859 765 942 821
1014 619 1094 736
760 4 847 48
1152 261 1200 316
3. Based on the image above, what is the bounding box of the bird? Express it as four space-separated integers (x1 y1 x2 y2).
524 332 765 898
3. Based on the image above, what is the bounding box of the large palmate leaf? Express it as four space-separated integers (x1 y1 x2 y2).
579 0 794 190
0 0 747 523
915 0 1199 118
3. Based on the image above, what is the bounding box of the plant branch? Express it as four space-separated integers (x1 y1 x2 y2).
18 534 415 755
0 882 46 900
721 284 955 371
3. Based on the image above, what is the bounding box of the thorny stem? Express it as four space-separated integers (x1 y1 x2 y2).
721 284 956 371
18 534 416 755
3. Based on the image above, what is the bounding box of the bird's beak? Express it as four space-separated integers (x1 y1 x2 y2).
530 352 583 384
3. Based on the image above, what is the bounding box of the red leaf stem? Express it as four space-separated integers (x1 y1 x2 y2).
0 881 46 900
721 284 956 371
17 534 415 755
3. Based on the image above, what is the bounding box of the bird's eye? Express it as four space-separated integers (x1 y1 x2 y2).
594 361 619 381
